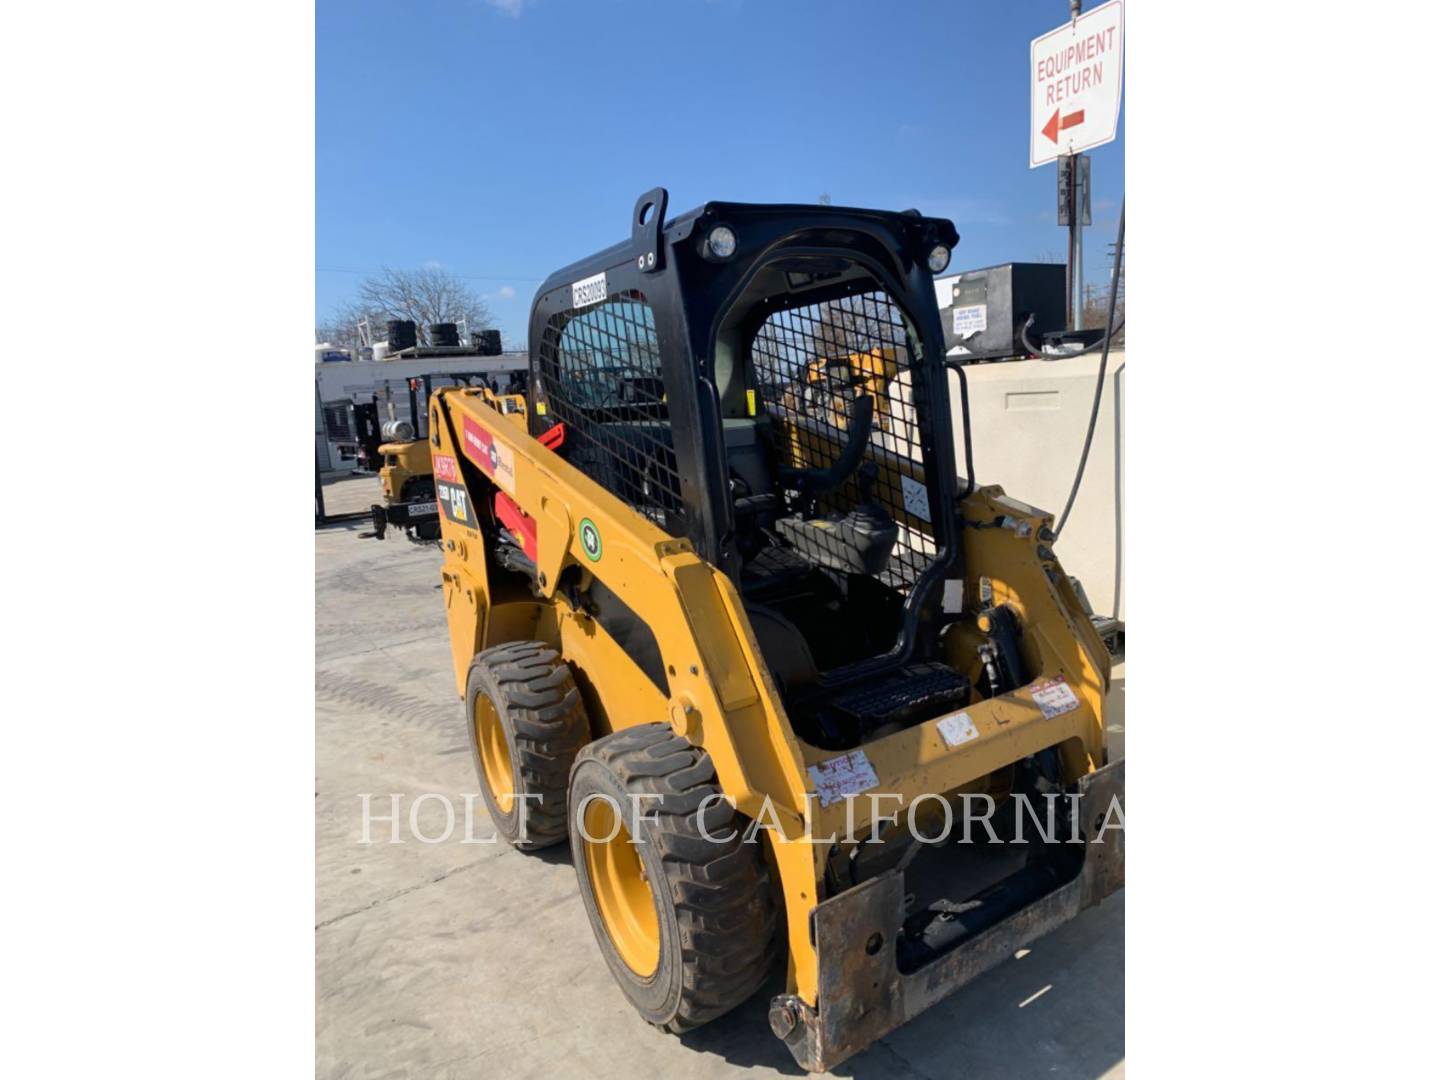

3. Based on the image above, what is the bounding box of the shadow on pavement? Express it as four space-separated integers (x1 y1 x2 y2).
683 892 1125 1079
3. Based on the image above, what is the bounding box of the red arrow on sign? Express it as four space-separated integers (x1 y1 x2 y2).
1041 108 1087 144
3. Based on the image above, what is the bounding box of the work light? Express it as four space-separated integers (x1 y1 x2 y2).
927 244 951 274
706 225 737 259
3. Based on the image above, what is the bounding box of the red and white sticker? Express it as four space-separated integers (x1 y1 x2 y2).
432 453 459 483
461 415 516 495
1031 677 1081 719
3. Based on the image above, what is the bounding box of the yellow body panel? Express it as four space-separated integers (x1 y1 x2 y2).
479 387 528 422
377 439 432 502
431 386 1109 1008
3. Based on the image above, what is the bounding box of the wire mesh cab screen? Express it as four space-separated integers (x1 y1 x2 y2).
537 290 684 532
750 289 937 592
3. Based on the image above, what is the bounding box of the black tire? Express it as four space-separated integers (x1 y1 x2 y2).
465 641 588 850
568 723 779 1033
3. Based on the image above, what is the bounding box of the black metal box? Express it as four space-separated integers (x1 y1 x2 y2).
940 262 1066 361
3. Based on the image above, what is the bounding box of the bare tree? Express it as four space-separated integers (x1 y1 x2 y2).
1081 255 1124 341
814 294 905 360
317 266 495 352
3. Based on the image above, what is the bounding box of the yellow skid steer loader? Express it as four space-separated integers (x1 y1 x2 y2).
428 188 1123 1071
370 374 526 543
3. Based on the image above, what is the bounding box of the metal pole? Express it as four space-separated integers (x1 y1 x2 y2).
1063 155 1076 330
1074 185 1084 328
316 455 326 525
1068 0 1082 329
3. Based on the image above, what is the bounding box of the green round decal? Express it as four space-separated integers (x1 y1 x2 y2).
579 518 603 562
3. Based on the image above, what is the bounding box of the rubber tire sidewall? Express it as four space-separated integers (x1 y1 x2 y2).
568 757 685 1025
465 661 525 846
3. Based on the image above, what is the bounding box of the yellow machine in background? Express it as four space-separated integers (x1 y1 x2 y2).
369 376 526 542
427 190 1123 1071
784 346 899 429
377 438 430 503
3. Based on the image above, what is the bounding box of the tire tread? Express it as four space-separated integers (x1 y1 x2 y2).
573 723 779 1031
470 640 588 849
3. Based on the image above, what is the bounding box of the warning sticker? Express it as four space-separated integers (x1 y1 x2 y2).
432 454 459 483
808 750 879 808
942 579 965 613
461 415 516 495
1031 677 1081 719
936 711 980 748
901 474 931 522
953 304 987 338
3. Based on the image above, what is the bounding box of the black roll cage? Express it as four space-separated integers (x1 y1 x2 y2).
527 189 965 685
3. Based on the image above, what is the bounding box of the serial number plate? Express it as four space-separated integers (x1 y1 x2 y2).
407 501 438 517
571 271 607 309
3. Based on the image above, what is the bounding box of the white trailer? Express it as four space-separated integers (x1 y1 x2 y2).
314 351 528 473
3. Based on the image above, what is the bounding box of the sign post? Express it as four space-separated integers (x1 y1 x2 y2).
1058 153 1091 328
1031 0 1123 329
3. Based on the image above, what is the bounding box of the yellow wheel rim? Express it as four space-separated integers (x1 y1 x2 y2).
474 694 515 813
583 797 660 976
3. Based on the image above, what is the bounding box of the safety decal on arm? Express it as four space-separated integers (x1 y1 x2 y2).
461 415 516 495
807 750 879 808
936 711 980 747
578 518 603 562
432 454 459 483
1030 676 1080 719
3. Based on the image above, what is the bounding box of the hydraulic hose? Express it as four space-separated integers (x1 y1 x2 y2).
1019 314 1123 360
1054 200 1124 537
954 363 975 499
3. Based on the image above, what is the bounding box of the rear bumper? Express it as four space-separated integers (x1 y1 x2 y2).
368 499 440 539
769 758 1125 1073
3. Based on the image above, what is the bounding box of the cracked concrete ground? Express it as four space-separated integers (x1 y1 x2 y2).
316 518 1125 1079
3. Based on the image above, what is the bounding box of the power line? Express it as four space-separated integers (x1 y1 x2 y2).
315 266 543 284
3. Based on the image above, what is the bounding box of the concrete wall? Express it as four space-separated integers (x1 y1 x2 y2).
948 351 1124 620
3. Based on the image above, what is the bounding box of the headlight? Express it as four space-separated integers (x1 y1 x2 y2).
706 225 737 259
927 244 951 274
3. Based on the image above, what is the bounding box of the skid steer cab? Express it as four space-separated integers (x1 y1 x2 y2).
369 373 526 543
428 188 1123 1071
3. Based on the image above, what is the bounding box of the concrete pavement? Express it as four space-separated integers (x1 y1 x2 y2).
316 520 1125 1079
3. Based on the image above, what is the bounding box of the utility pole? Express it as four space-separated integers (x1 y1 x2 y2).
1058 150 1090 329
1066 0 1083 329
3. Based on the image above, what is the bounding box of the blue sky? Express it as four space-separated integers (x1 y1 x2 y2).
317 0 1124 345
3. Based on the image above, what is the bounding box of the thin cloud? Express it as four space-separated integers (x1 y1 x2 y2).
485 0 532 16
907 196 1015 228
